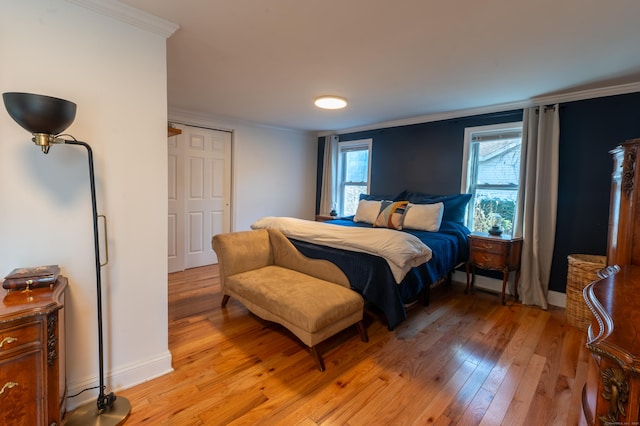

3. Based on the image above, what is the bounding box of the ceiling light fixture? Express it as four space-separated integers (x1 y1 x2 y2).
314 96 347 110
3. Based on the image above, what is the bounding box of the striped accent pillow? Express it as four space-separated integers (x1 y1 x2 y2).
374 200 409 230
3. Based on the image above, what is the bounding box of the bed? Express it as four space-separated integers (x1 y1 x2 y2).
251 192 471 330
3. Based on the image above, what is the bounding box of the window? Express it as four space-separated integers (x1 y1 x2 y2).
338 139 372 216
461 122 523 235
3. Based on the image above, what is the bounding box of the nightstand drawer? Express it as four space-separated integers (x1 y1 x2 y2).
469 238 507 255
470 251 505 269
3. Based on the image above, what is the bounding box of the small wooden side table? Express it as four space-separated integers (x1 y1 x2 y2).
315 215 339 222
466 232 523 304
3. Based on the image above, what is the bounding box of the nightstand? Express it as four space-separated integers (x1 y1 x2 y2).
315 215 338 222
466 232 523 304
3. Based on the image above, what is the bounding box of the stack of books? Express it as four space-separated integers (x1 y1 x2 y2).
2 265 61 291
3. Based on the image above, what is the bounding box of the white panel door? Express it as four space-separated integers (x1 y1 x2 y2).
185 126 231 268
168 125 231 272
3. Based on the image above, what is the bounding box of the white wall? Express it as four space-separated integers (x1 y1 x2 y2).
169 110 318 231
0 1 173 410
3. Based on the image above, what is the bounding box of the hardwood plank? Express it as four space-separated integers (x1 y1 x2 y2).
443 308 517 422
318 377 391 425
502 353 547 425
114 265 592 425
480 307 547 395
456 387 495 426
413 359 478 424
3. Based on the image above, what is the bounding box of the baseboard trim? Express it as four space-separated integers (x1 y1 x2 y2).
65 350 173 411
451 270 566 308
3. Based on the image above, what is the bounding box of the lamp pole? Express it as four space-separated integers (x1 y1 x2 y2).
64 140 115 411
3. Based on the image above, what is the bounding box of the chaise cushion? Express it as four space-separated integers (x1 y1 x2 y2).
226 265 363 334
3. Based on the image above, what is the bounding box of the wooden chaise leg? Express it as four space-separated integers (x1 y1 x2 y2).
310 346 325 372
356 320 369 342
221 294 230 307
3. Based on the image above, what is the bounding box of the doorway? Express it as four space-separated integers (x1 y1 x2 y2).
168 124 232 273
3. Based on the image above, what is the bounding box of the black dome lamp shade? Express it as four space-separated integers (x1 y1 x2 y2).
3 92 76 133
2 92 131 425
3 92 76 153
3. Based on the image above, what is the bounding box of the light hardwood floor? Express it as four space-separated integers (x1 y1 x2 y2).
118 265 590 425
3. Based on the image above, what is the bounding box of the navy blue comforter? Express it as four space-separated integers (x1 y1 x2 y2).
289 218 469 330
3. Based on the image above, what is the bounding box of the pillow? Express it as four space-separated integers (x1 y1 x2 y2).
374 200 409 230
396 190 434 203
359 192 404 202
403 202 444 232
410 193 472 224
353 200 382 224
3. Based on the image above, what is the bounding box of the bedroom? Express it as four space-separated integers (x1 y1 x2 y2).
1 0 640 424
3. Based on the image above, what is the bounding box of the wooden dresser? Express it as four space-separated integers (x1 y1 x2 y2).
582 138 640 425
0 277 67 426
607 138 640 266
583 266 640 425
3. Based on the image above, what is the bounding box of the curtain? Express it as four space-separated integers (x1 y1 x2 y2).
319 135 338 216
513 105 560 309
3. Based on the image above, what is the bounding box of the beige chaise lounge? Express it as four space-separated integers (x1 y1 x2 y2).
212 228 368 371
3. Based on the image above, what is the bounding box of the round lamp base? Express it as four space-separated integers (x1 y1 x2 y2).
65 396 131 426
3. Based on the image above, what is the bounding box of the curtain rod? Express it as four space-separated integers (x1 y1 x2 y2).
534 104 559 114
168 120 232 134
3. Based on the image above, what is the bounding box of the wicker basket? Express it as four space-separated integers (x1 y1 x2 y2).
566 254 606 331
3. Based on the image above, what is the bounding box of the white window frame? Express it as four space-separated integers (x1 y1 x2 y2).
461 122 523 233
337 139 372 216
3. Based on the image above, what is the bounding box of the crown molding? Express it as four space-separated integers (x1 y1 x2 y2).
321 81 640 136
532 80 640 106
65 0 179 38
169 107 314 136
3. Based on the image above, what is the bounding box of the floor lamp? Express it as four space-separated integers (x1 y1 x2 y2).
2 92 131 425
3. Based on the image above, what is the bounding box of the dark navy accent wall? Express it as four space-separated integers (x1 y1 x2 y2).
316 92 640 292
315 110 522 215
338 110 523 196
550 91 640 292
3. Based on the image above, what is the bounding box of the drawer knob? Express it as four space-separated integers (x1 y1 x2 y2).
0 381 18 396
0 336 17 348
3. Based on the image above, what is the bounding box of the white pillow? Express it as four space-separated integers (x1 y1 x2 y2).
353 200 382 224
403 202 444 232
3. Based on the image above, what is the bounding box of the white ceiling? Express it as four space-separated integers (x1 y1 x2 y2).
119 0 640 132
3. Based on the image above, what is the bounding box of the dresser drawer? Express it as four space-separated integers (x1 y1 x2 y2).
0 320 41 355
0 349 43 425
